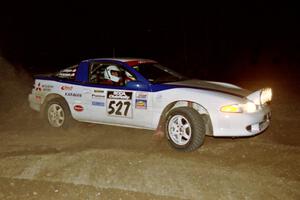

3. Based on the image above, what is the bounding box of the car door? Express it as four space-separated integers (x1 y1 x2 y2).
85 62 153 128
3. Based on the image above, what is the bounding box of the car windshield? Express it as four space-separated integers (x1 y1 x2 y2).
132 63 187 84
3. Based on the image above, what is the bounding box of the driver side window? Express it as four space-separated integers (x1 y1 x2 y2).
89 63 136 86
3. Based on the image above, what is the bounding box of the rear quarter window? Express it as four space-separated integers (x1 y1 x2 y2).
55 65 78 80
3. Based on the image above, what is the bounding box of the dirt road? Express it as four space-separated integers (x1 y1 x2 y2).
0 58 299 199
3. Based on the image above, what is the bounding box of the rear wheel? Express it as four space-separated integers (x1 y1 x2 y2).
165 107 206 152
44 98 72 128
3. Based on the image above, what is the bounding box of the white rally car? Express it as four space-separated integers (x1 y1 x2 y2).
28 58 272 151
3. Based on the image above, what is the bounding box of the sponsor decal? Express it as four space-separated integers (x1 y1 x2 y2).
35 83 42 91
65 92 82 97
106 91 132 118
107 91 132 100
61 85 73 90
94 89 104 93
136 92 148 99
92 101 105 107
135 99 147 109
42 84 53 92
35 95 42 101
74 105 84 112
92 94 105 99
35 83 53 92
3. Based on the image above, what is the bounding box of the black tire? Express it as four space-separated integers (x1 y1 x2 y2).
44 98 73 129
165 107 206 152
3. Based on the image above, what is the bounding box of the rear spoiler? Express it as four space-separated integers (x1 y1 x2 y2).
247 88 272 105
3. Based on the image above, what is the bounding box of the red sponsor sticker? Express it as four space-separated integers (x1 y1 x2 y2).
35 95 42 101
61 86 73 90
74 105 83 112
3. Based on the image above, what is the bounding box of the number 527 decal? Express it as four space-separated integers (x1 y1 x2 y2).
106 91 132 118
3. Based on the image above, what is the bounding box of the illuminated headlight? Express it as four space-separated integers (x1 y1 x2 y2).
260 88 272 105
221 101 258 113
243 102 257 113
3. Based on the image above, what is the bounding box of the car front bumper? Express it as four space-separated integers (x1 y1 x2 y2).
212 105 271 137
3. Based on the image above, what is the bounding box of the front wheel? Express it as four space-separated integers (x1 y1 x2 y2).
165 107 206 152
44 98 72 128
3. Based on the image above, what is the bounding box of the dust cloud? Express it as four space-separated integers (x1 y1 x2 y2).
0 57 35 129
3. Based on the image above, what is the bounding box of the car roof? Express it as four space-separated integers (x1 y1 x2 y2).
84 58 157 66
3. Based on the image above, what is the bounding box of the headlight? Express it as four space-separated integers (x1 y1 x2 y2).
260 88 272 104
221 102 258 113
247 87 272 106
243 102 257 113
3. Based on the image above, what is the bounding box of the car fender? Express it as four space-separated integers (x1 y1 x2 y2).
151 87 244 134
40 93 73 118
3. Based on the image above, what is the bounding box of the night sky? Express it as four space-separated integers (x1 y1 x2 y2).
1 2 299 81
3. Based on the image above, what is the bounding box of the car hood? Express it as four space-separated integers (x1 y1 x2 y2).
165 79 251 97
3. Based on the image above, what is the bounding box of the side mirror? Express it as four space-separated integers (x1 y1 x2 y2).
126 81 149 91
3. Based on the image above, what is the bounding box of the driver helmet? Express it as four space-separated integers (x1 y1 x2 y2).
104 65 121 82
